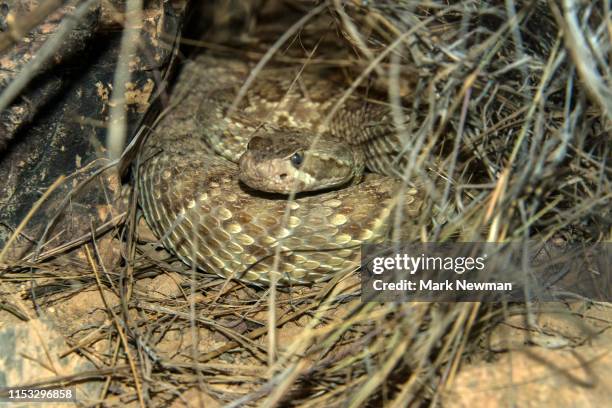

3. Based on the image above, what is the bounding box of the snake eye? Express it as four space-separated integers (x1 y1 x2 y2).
290 152 303 168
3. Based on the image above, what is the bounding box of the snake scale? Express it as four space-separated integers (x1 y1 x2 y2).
138 54 421 284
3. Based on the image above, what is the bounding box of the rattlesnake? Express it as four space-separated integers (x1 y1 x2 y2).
137 54 421 284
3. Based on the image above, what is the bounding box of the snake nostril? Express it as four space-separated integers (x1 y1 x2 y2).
279 173 287 180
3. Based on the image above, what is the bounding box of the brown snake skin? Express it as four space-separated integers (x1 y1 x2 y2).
138 54 421 284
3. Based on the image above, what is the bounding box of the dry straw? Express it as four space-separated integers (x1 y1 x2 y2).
0 0 609 406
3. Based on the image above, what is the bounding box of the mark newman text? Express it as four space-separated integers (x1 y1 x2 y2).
372 279 513 291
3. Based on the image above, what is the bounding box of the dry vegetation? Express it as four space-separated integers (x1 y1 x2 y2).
0 0 610 406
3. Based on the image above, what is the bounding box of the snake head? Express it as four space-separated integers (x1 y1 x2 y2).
238 131 365 194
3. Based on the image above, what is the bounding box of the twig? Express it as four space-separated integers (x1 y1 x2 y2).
107 0 143 160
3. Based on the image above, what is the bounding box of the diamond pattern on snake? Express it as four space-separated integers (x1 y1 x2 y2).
138 54 421 284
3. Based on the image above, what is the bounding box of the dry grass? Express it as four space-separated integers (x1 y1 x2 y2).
0 0 610 406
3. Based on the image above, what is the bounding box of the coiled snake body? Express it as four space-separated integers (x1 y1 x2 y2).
138 55 420 284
